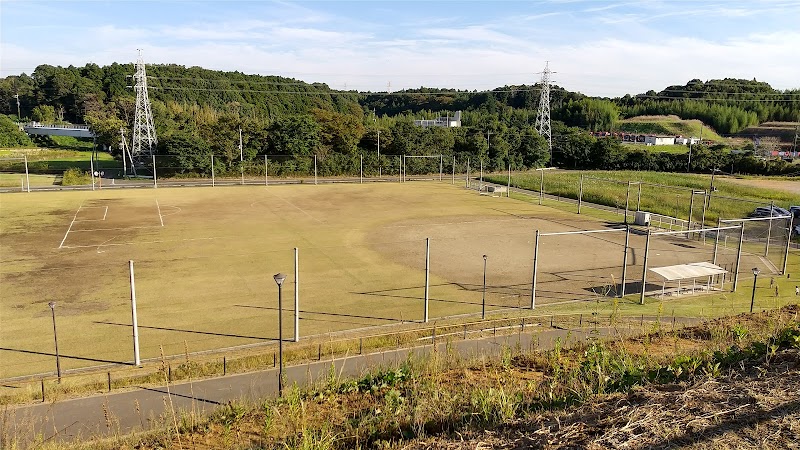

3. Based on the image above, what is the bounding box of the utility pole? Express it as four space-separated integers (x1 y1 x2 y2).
13 93 21 121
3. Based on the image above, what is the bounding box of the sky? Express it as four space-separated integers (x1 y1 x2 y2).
1 0 799 97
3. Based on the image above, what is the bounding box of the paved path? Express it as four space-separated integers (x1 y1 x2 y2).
4 321 691 447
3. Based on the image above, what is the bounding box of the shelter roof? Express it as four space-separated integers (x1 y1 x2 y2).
649 262 727 282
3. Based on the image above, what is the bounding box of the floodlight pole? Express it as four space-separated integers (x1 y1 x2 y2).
578 174 583 214
360 154 363 184
265 155 269 186
129 260 141 366
48 302 61 383
531 230 540 309
712 217 721 265
482 254 488 319
23 155 30 193
314 155 317 185
750 268 760 313
620 225 630 297
211 154 215 187
639 230 652 305
424 238 430 323
732 224 745 292
273 273 287 396
294 248 299 342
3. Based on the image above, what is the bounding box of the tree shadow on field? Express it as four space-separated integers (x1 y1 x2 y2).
235 304 404 326
0 347 130 365
94 322 277 342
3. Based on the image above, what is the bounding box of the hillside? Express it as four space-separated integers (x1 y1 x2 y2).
733 121 799 151
617 115 724 141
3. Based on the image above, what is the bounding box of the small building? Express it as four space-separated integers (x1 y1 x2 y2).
644 135 677 146
414 111 462 128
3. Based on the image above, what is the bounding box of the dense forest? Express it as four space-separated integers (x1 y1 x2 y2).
1 63 798 176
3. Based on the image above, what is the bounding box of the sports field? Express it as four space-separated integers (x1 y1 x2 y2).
0 181 768 378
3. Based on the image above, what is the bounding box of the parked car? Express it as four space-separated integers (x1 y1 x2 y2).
749 206 791 218
790 206 800 218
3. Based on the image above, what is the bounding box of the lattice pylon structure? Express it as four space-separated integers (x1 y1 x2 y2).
534 62 553 161
131 51 157 163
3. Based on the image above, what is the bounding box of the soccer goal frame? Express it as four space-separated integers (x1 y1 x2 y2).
0 156 31 192
402 154 444 182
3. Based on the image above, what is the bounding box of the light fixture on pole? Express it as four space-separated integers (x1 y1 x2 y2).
750 268 760 313
482 255 488 319
48 301 62 383
273 272 287 396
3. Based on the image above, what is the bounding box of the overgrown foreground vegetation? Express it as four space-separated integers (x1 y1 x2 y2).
42 305 800 450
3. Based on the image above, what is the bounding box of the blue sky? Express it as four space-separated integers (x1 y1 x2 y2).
2 1 798 97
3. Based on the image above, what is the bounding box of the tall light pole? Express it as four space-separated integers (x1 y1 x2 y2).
14 93 21 121
482 255 488 319
273 272 287 396
750 268 760 313
48 302 62 383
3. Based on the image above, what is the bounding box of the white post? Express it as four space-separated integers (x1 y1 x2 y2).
639 230 652 305
152 154 157 189
424 237 430 323
479 160 483 191
314 154 317 185
294 247 299 342
360 154 363 184
452 155 455 184
531 230 540 309
439 155 443 181
90 158 96 191
129 260 141 366
507 162 511 198
239 128 244 185
265 155 269 186
539 169 544 205
377 129 381 178
211 154 215 187
399 155 402 183
24 155 30 193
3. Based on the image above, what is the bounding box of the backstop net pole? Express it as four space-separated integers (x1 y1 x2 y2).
314 155 317 185
152 154 157 189
578 174 583 214
712 218 721 265
294 247 299 342
439 155 443 181
399 155 402 183
452 155 455 184
639 230 652 305
211 154 215 187
783 216 793 275
765 201 774 257
24 155 30 193
733 223 745 292
625 181 631 224
530 229 540 309
620 225 630 297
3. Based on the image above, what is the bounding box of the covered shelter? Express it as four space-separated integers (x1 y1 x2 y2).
648 262 728 298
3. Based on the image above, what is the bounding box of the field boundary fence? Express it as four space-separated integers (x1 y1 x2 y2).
1 309 694 405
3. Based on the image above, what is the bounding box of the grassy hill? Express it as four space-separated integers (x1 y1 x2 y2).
618 115 725 141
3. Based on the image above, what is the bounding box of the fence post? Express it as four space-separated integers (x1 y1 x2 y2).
464 324 467 340
211 154 215 187
732 224 745 292
578 174 583 214
531 230 540 309
152 155 157 189
538 169 544 205
107 372 111 392
783 216 793 275
41 379 45 402
318 344 322 361
765 201 774 257
273 352 276 367
223 356 227 375
625 181 631 224
359 338 363 355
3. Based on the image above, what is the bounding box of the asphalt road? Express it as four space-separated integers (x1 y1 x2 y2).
5 324 638 447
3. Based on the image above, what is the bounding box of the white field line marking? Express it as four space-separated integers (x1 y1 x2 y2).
159 205 182 217
96 235 118 253
384 217 528 228
252 195 325 224
156 199 164 227
59 204 83 249
102 206 108 220
61 236 218 250
67 225 163 233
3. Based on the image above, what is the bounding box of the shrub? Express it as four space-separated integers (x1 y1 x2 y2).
61 167 90 185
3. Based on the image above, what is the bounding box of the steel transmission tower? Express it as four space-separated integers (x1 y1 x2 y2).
535 62 553 161
131 51 157 163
